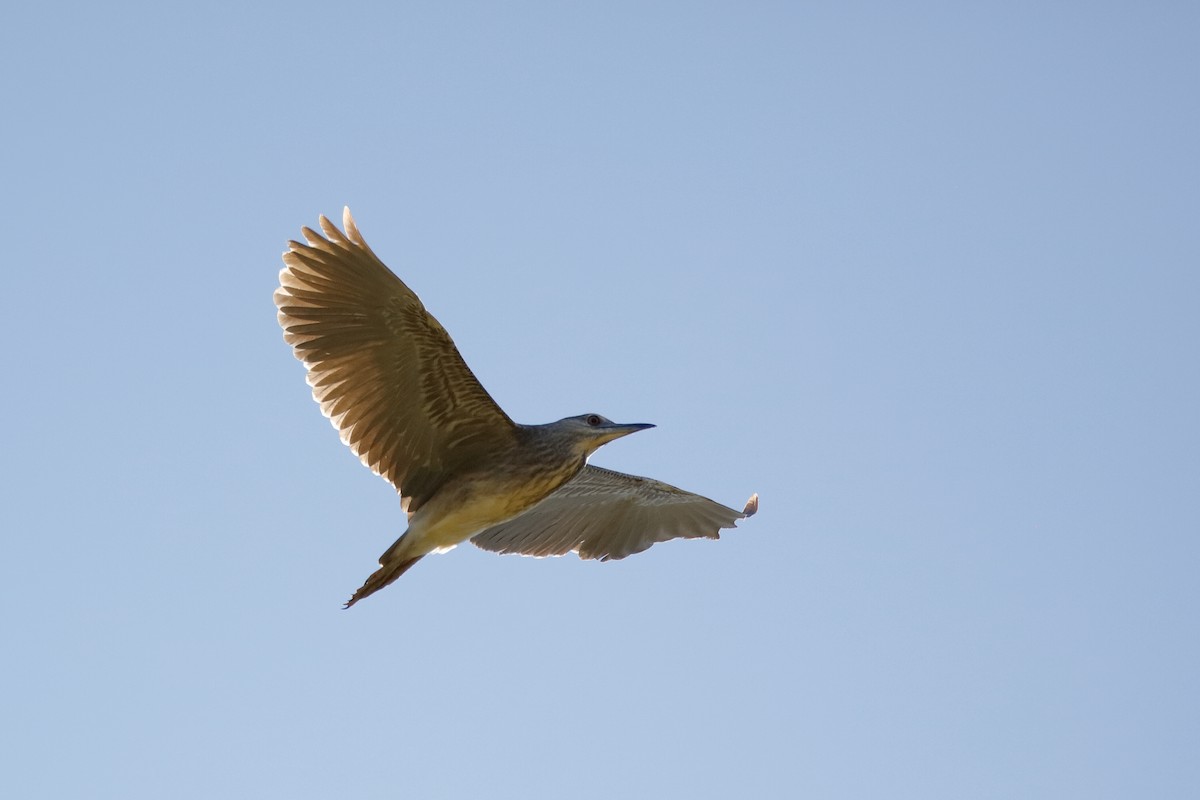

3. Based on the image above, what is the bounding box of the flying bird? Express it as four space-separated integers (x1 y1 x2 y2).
275 209 758 607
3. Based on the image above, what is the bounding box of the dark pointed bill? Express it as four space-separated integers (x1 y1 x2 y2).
603 421 655 436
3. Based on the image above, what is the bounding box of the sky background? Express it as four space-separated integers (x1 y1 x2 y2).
2 3 1198 798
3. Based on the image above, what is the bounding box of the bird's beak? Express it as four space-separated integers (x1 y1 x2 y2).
598 421 655 444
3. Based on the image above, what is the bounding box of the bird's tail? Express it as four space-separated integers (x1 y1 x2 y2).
344 554 424 608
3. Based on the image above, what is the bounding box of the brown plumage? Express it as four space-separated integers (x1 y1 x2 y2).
275 209 757 607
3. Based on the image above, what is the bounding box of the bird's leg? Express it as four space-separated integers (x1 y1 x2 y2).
344 554 424 608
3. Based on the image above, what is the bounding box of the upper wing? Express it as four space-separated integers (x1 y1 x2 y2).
471 465 758 560
274 208 518 514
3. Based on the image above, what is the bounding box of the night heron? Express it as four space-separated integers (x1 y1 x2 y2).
275 209 758 607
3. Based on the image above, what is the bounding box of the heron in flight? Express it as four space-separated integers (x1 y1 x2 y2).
275 209 758 607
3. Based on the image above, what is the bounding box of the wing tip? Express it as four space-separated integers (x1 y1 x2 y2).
742 493 759 517
343 206 363 244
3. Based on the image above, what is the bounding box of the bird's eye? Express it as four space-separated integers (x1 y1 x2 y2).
586 414 602 426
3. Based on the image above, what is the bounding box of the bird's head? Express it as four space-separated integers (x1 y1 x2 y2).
555 413 655 457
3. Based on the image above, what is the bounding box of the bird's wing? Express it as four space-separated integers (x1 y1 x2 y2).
274 208 518 513
471 465 758 560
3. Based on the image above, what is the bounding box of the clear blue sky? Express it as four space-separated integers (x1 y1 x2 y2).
3 3 1197 798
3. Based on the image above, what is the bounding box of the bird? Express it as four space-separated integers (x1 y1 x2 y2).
274 208 758 607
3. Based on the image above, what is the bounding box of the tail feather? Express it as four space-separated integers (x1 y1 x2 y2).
344 555 424 608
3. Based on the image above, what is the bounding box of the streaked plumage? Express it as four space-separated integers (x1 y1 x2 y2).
275 208 757 606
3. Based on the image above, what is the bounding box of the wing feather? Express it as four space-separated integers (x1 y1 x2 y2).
472 465 758 561
275 208 518 512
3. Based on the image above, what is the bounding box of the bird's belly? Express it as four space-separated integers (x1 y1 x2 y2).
408 472 568 553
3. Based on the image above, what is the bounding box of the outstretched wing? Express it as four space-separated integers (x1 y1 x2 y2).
274 208 518 514
471 465 758 560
